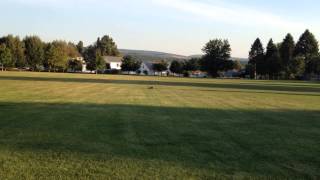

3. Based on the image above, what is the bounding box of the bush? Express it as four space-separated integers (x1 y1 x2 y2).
105 69 121 74
184 71 190 77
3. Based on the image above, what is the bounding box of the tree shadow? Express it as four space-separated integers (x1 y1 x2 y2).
0 102 319 177
197 89 320 97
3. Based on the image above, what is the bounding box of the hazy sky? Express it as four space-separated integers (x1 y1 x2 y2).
1 0 320 57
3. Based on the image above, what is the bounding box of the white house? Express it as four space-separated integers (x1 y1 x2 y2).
138 61 154 75
81 56 122 73
74 57 89 73
104 56 122 70
138 61 171 76
68 57 90 73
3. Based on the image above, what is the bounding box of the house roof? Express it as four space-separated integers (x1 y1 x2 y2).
103 56 122 63
142 61 154 71
141 61 172 71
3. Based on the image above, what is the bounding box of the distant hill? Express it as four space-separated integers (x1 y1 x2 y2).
119 49 248 64
190 55 248 64
119 49 187 62
231 57 249 65
188 54 202 59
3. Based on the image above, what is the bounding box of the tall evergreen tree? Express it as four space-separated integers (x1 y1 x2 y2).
76 41 84 56
308 56 320 76
294 30 319 57
265 39 281 79
249 38 264 79
288 56 306 79
279 34 295 76
295 30 319 75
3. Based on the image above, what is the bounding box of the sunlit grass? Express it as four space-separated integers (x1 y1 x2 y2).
0 71 319 179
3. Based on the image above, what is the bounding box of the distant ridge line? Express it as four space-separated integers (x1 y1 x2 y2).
119 49 248 63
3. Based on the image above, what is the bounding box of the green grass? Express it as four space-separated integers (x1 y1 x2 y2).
0 71 319 179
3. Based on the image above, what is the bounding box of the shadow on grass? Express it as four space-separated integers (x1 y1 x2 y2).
0 75 320 94
0 102 319 177
197 89 320 97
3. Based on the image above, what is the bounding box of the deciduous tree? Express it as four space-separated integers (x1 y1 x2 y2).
95 51 105 74
184 58 200 72
96 35 120 56
0 35 25 69
83 35 120 72
153 60 168 75
201 39 232 77
170 60 184 75
45 41 68 72
23 36 44 71
121 55 141 73
233 60 243 71
0 44 13 71
68 59 83 72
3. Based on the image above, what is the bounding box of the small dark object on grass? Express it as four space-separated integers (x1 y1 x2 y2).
148 86 154 89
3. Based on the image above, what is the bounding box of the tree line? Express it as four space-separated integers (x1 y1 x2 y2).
248 30 320 80
0 35 81 72
168 39 238 77
0 33 239 76
0 33 177 74
1 31 319 80
119 39 238 77
169 30 320 79
0 34 119 72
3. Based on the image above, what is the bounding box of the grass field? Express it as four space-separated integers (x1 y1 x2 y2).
0 71 319 179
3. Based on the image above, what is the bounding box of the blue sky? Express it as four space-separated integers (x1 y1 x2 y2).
1 0 320 57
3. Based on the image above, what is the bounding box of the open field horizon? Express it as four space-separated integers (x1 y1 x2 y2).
0 71 319 179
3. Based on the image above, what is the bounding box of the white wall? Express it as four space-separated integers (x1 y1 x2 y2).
110 62 122 70
82 63 89 72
